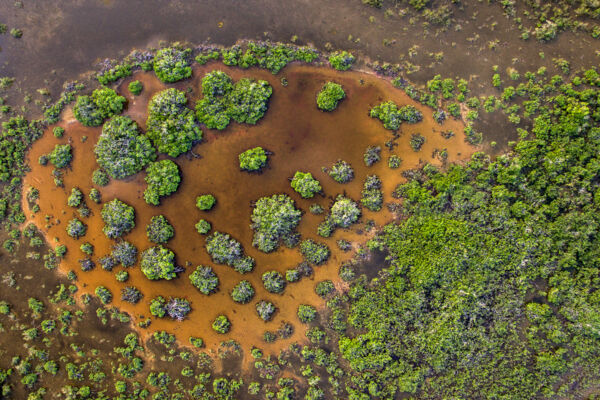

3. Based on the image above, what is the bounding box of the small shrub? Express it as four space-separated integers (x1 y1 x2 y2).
195 219 211 234
239 147 268 171
128 80 143 95
212 315 231 334
231 280 255 303
256 300 276 321
300 239 330 265
327 160 354 183
328 51 355 71
297 304 317 323
262 271 286 293
290 171 321 198
316 82 345 111
146 215 174 244
196 194 216 211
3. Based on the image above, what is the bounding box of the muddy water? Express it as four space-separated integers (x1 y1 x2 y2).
23 62 473 366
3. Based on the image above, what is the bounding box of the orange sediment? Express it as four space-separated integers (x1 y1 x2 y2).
23 62 475 368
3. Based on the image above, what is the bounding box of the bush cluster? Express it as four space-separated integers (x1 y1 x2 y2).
73 87 126 127
153 46 192 83
144 160 181 205
205 231 255 273
290 171 321 198
369 101 423 130
316 82 346 111
189 265 219 295
239 147 268 171
140 245 178 280
101 198 135 239
251 194 302 253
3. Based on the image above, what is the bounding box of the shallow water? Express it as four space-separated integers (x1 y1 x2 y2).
24 62 474 365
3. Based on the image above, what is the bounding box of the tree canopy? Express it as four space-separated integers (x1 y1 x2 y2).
369 101 423 130
94 115 156 179
101 198 135 239
290 171 322 198
316 82 346 111
144 160 181 206
153 47 192 83
251 194 302 252
73 87 126 127
140 245 178 280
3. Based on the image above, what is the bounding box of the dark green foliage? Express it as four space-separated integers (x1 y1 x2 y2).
256 300 276 321
189 265 219 295
153 46 192 83
121 286 142 304
196 194 216 211
410 133 426 151
196 70 272 130
189 337 204 348
48 144 72 168
80 242 93 255
361 175 383 211
231 280 255 303
363 146 381 167
212 315 231 334
297 304 317 323
316 82 346 111
111 241 137 267
290 171 321 198
328 51 355 71
370 101 423 130
101 198 135 239
53 126 65 138
205 231 255 273
195 219 211 234
66 218 86 238
326 160 354 183
128 80 143 95
262 270 286 294
239 147 268 171
144 159 181 205
89 188 101 203
94 115 156 179
73 87 126 127
299 239 330 265
251 194 302 252
330 195 360 228
146 215 174 244
95 286 112 304
140 245 177 280
146 88 202 157
388 154 402 169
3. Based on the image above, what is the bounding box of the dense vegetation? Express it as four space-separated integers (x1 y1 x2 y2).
239 147 268 171
189 265 219 295
196 70 272 130
369 101 423 130
143 160 181 205
339 70 600 399
290 171 321 198
140 245 178 281
94 115 156 179
250 194 302 252
316 82 346 111
101 199 135 239
153 46 192 83
146 88 202 157
73 87 126 127
146 215 174 244
205 231 255 273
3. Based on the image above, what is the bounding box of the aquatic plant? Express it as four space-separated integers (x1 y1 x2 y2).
73 87 126 127
140 245 178 280
299 239 330 265
94 115 156 179
316 82 346 111
189 265 219 295
153 46 192 83
262 271 286 294
239 147 268 171
231 280 255 304
143 159 181 205
146 88 202 157
146 215 174 244
290 171 321 198
251 194 302 253
101 198 135 239
196 194 216 211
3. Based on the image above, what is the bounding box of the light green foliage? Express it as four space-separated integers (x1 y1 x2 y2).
196 194 216 211
262 270 286 293
53 126 65 138
101 198 135 239
153 46 192 83
195 219 211 234
290 171 321 198
146 88 202 157
196 70 272 130
73 87 126 127
140 245 177 280
239 147 268 171
330 195 360 228
66 218 86 238
251 194 302 252
128 80 143 95
297 304 317 323
92 169 109 186
212 315 231 334
146 215 174 244
361 175 383 211
316 82 346 111
67 187 83 207
94 115 156 179
231 280 255 303
189 265 219 295
328 51 355 71
149 296 167 317
300 239 330 265
327 160 354 183
144 159 181 205
48 144 72 168
205 231 255 273
95 286 112 304
370 101 423 130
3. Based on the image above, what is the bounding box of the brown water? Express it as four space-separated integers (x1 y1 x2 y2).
23 62 473 366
